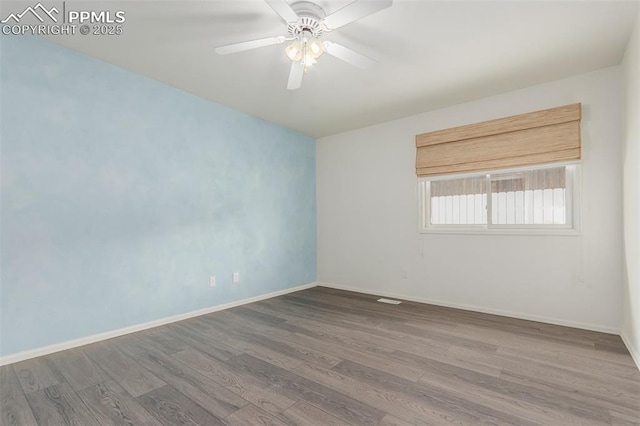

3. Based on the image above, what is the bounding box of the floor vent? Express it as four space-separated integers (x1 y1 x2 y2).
377 298 402 305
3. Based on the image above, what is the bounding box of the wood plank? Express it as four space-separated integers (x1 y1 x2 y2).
186 317 304 371
0 366 37 425
165 322 241 361
280 330 424 382
494 350 640 408
556 351 640 381
499 369 639 421
137 385 226 425
221 309 295 340
282 294 408 324
114 329 189 357
609 409 640 425
250 299 455 354
171 348 297 415
227 353 386 425
288 288 458 326
314 312 498 354
407 357 615 424
280 401 350 426
141 329 189 355
203 315 342 369
291 361 475 425
223 404 289 426
83 342 166 397
49 348 110 391
333 359 541 426
12 357 62 394
416 367 603 426
448 322 615 361
390 348 503 378
228 306 287 326
120 344 247 419
378 414 426 426
26 382 97 425
278 294 497 352
260 297 372 325
77 380 161 425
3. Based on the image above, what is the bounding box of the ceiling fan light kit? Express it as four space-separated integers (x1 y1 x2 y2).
284 37 324 67
215 0 393 90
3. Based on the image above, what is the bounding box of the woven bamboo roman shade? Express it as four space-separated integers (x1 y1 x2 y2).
415 103 582 177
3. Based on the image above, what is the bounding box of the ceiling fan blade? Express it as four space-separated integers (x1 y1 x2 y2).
264 0 299 23
323 41 376 69
215 36 287 55
287 61 304 90
323 0 392 30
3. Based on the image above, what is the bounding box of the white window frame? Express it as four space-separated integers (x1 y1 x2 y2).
418 162 581 235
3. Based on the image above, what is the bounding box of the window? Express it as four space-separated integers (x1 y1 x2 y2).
419 163 579 233
415 103 582 233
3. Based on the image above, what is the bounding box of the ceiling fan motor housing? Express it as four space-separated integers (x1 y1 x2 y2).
287 1 326 39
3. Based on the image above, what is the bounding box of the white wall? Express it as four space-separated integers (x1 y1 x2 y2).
318 66 624 333
622 14 640 365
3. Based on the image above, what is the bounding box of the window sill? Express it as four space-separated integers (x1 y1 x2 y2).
420 228 581 236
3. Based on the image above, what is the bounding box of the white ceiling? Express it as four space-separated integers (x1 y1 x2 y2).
38 0 639 138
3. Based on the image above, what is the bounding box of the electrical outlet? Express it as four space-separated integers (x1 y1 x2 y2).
209 276 216 287
232 272 239 284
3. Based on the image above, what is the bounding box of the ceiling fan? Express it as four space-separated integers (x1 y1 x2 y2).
215 0 392 90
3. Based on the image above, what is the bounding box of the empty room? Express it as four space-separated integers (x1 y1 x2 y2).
1 0 639 424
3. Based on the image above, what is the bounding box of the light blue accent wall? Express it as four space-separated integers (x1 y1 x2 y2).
0 36 316 357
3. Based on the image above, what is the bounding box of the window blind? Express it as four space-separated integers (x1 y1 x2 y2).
415 103 581 177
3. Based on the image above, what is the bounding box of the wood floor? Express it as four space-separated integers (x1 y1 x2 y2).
2 287 639 425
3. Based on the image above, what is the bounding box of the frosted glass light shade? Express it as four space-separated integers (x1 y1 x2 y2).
285 41 303 61
307 38 324 59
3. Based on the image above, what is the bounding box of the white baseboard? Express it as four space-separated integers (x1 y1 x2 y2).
0 282 318 366
318 282 621 335
621 332 640 372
